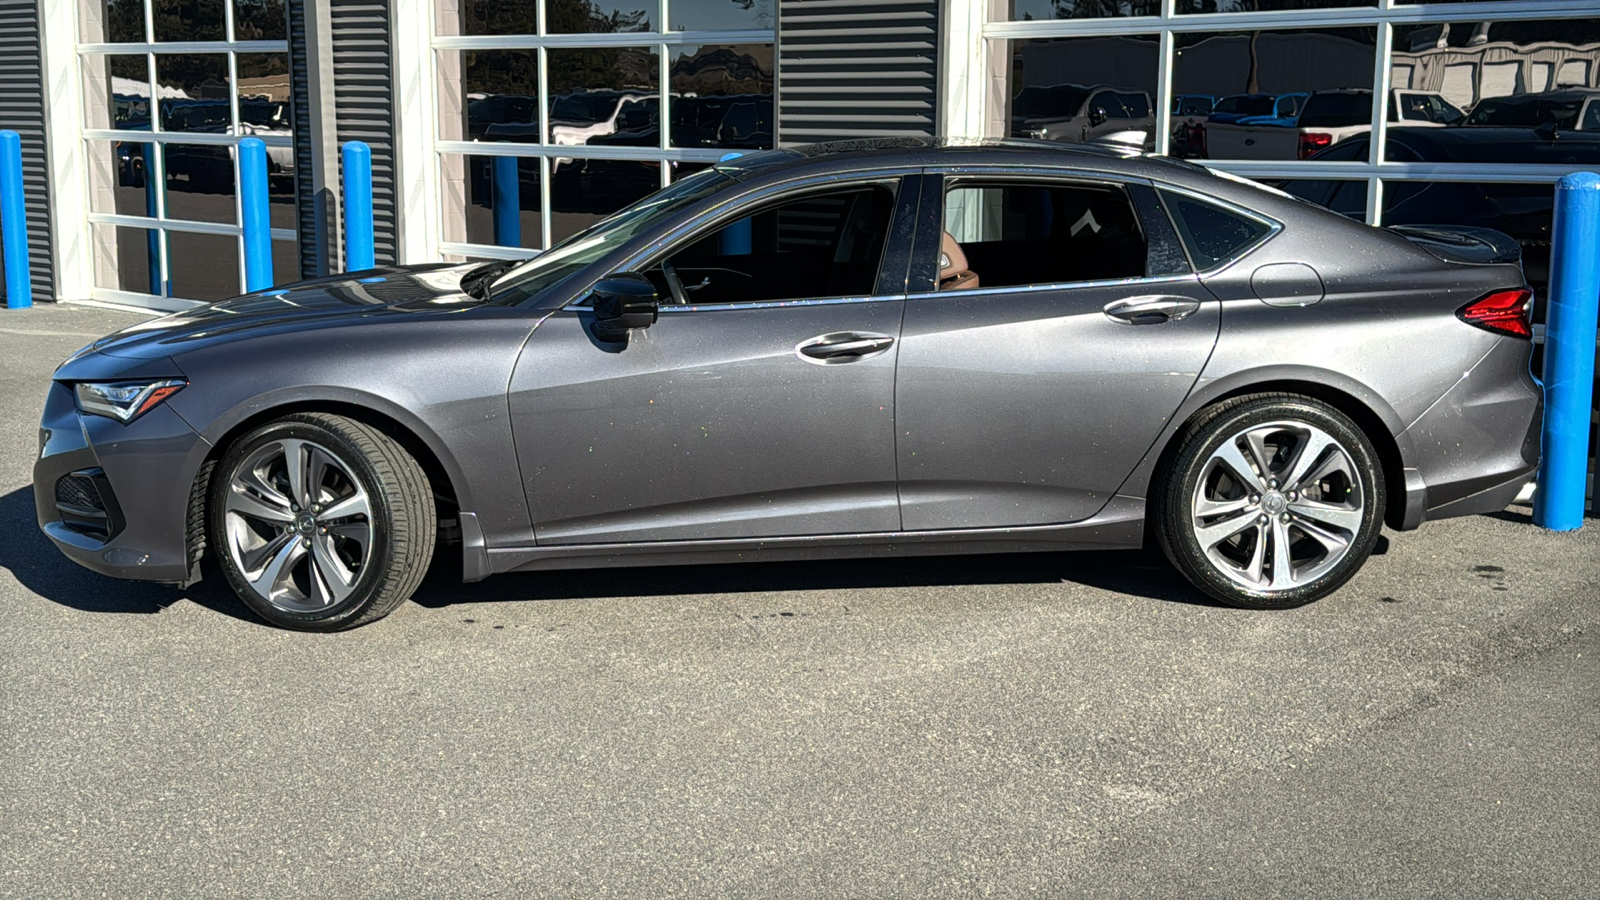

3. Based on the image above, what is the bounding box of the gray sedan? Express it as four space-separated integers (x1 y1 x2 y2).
35 139 1540 630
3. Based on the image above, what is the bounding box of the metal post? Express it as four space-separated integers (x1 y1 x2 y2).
142 143 162 296
238 138 274 291
1 130 33 308
1533 172 1600 531
342 141 374 271
492 156 520 247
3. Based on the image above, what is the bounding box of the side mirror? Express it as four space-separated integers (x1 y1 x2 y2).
591 273 658 341
1089 107 1108 127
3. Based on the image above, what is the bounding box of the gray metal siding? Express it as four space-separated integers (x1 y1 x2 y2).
0 0 53 301
776 0 940 146
289 0 398 276
331 0 397 268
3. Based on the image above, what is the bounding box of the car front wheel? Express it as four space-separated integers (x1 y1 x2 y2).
209 413 435 631
1155 394 1385 609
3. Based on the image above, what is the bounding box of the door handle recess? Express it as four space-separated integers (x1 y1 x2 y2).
1104 295 1202 325
796 332 895 363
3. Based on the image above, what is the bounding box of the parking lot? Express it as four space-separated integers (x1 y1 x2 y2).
2 302 1597 898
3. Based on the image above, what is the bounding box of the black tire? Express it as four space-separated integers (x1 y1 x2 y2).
209 413 435 631
1154 393 1385 610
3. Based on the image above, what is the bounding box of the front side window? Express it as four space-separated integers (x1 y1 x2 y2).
939 182 1148 290
643 182 899 305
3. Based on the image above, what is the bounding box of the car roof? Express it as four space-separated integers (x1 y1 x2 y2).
712 137 1238 193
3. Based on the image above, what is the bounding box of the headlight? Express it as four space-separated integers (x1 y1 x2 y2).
73 379 187 424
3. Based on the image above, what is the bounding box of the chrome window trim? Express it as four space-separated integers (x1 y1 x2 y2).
568 294 900 314
904 273 1200 303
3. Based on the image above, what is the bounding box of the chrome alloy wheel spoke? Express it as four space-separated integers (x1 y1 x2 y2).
1191 421 1364 594
224 437 374 614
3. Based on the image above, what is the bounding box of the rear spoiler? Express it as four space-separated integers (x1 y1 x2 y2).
1386 225 1522 266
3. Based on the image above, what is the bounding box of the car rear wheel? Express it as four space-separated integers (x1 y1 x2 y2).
209 413 435 631
1155 394 1385 609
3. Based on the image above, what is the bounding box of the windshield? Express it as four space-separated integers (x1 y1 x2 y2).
489 169 733 305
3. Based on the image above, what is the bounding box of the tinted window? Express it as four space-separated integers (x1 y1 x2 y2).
1161 191 1272 269
1297 91 1373 127
941 182 1147 289
650 183 898 305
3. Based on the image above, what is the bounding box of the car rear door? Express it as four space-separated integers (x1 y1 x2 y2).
508 173 919 544
894 170 1220 531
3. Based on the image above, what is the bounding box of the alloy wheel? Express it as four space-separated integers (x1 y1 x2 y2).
222 438 374 613
1189 420 1365 593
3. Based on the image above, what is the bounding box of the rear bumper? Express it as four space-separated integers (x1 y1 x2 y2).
33 381 211 584
1400 338 1542 526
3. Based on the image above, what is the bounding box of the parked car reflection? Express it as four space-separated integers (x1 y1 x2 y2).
1010 83 1155 148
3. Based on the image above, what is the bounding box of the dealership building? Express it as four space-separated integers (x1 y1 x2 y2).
0 0 1595 310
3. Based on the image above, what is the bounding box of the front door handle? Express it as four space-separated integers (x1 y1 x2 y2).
796 332 896 363
1104 295 1202 325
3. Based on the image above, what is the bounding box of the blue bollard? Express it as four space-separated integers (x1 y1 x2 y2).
238 138 273 292
141 143 163 296
717 152 751 256
1533 171 1600 531
492 156 520 247
1 130 33 308
342 141 374 271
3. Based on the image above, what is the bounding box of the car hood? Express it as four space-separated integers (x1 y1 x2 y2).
83 262 486 361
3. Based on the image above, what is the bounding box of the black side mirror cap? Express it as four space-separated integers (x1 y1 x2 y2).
591 273 659 341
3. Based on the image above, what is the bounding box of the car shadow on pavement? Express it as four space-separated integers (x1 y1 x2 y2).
412 542 1221 610
0 487 254 622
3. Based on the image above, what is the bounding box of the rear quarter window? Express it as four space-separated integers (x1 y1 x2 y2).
1159 190 1274 270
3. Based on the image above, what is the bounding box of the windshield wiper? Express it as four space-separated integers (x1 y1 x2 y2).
460 259 524 301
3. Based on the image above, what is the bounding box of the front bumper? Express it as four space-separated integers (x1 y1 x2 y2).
33 380 212 584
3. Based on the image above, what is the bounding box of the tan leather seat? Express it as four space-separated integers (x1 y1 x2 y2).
938 231 980 291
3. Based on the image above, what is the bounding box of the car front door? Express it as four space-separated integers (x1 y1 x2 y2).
508 175 917 544
895 172 1221 530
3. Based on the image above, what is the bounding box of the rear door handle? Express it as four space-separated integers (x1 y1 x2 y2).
797 332 896 363
1104 295 1202 325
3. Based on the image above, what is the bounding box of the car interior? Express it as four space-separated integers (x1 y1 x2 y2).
646 183 897 305
939 182 1148 289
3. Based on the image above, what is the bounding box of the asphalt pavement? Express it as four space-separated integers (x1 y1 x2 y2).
2 302 1597 898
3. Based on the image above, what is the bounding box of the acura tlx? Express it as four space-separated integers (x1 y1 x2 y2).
36 139 1540 630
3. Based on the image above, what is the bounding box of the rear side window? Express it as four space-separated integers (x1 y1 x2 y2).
941 182 1147 289
1160 190 1272 269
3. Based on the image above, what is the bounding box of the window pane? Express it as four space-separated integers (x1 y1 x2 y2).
1175 27 1376 161
1161 192 1271 269
152 0 226 43
654 184 897 303
547 1 653 35
550 156 662 244
89 140 158 217
667 44 774 150
1008 35 1158 148
669 0 774 31
1176 0 1370 13
236 54 291 130
92 55 154 131
941 183 1146 288
234 0 287 41
1277 176 1368 221
162 143 237 224
157 55 232 131
94 223 162 294
88 0 147 43
1390 19 1600 165
463 155 545 250
547 48 659 158
461 51 541 142
1006 1 1371 19
167 231 241 300
271 239 301 287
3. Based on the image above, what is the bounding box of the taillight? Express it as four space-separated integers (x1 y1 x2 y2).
1194 123 1207 157
1298 132 1333 159
1457 288 1533 339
